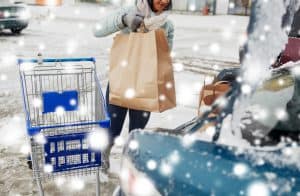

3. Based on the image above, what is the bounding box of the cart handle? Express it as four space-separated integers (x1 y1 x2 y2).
18 57 96 64
27 119 110 136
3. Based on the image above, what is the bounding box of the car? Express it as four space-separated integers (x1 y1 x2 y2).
114 64 300 196
0 1 30 34
113 7 300 196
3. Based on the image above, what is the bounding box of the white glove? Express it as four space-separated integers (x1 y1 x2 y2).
144 13 168 31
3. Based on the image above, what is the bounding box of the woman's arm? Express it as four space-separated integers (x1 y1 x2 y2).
93 6 134 37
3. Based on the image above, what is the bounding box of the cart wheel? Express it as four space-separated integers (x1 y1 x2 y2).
11 28 22 34
27 160 32 170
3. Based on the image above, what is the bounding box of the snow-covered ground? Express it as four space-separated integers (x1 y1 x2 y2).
0 3 248 195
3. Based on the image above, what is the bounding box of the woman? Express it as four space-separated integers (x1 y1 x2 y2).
94 0 174 171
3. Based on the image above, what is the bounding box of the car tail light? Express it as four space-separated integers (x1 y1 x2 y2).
3 11 11 18
120 157 161 196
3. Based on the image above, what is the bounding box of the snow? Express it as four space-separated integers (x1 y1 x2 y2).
233 163 249 178
218 0 300 149
247 181 270 196
0 1 299 195
88 128 110 151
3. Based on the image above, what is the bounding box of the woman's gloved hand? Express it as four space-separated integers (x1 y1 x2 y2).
122 11 145 32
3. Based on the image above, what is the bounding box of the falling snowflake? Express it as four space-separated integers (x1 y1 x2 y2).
159 94 166 101
222 28 233 40
38 43 45 51
147 160 157 170
173 63 184 72
206 161 212 168
185 173 191 178
169 150 180 164
264 25 271 32
95 24 103 31
230 19 237 25
115 136 125 147
49 12 56 20
44 164 53 173
209 43 220 55
170 51 176 58
143 112 149 118
18 39 25 47
69 99 77 106
87 128 109 151
125 88 136 99
160 162 173 176
0 74 7 81
182 134 196 148
247 181 270 196
34 133 47 145
259 34 266 41
33 97 42 108
193 44 199 52
233 163 249 177
55 106 65 116
189 4 196 11
74 9 80 15
282 147 293 157
215 97 228 108
275 108 288 121
241 84 252 95
120 60 128 67
129 140 139 150
166 82 173 89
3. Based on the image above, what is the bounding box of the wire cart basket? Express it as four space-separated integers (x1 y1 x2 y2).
18 57 110 196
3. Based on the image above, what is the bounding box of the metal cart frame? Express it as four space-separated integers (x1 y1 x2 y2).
18 57 110 196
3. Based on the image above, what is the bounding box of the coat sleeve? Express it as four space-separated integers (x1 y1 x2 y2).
93 6 134 37
166 20 175 50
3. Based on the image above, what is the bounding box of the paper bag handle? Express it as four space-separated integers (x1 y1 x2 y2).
137 22 148 33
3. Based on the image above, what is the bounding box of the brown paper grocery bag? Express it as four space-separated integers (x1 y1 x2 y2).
109 29 176 112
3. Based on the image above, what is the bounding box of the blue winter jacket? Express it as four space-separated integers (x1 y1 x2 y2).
93 6 174 50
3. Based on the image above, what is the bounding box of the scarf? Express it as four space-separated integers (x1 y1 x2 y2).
136 0 169 31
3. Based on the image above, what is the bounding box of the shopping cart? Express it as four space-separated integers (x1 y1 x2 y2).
18 57 110 196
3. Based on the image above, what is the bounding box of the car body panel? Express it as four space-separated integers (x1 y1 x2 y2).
119 68 300 195
0 3 29 31
123 131 300 195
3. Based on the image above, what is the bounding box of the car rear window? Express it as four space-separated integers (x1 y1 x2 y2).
0 6 25 13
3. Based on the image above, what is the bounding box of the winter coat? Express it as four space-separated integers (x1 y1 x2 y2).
93 6 174 50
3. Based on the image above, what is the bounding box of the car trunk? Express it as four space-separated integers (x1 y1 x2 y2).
0 6 24 19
